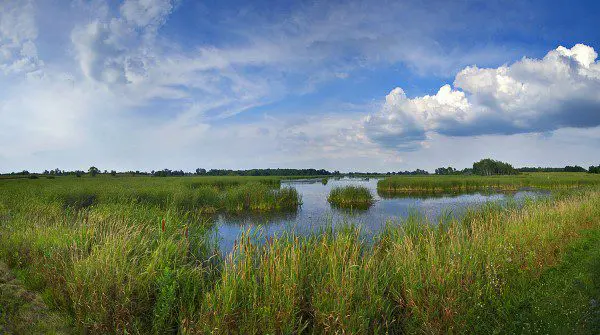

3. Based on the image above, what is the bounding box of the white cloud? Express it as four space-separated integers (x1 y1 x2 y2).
70 0 175 85
365 44 600 150
0 0 42 74
120 0 175 29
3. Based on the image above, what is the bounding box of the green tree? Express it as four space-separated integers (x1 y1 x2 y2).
473 159 517 176
88 166 100 177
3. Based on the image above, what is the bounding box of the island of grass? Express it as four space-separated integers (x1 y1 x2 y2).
377 172 600 195
327 185 374 209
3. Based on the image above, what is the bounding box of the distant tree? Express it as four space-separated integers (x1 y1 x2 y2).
195 168 207 175
589 165 600 174
110 170 117 176
435 166 458 175
461 168 473 175
564 165 586 172
472 159 517 176
88 166 100 177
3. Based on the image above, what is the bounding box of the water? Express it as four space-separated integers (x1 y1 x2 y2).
213 177 549 253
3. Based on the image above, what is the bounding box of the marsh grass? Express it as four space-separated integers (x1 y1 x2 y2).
0 177 599 333
192 188 600 334
11 176 300 214
327 185 374 209
377 172 600 194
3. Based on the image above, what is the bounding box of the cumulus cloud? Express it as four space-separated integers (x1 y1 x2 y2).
364 44 600 150
0 0 42 74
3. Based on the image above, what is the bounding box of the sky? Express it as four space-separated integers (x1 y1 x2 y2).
1 0 599 173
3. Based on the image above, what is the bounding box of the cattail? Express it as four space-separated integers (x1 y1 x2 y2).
184 226 189 238
161 218 166 232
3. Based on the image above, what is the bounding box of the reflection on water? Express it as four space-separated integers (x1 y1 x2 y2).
213 177 549 253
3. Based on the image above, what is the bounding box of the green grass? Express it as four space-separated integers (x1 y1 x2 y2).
193 189 600 334
0 261 73 334
0 176 300 214
0 177 600 333
378 172 600 195
327 185 374 209
468 226 600 334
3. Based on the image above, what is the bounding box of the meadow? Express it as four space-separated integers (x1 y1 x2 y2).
377 172 600 194
0 174 599 333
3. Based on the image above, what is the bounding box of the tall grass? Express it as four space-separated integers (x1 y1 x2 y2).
191 189 600 333
378 172 600 195
327 185 374 209
2 176 300 213
0 177 599 333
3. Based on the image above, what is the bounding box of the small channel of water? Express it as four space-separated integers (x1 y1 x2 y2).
213 177 549 253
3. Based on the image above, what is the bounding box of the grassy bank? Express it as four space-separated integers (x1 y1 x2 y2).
0 178 599 333
475 226 600 334
0 176 300 214
0 261 73 334
327 185 374 209
377 172 600 195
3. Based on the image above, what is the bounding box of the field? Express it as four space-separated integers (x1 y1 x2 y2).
0 174 599 333
377 172 600 194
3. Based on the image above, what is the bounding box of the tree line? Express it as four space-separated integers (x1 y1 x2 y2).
4 160 600 177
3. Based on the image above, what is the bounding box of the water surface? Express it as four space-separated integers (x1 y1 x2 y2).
213 177 548 252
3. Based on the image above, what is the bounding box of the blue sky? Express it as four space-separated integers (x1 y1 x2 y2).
1 0 599 172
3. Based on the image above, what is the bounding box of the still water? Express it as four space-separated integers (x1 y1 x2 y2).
213 177 548 253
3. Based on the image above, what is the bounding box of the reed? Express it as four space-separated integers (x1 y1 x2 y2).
327 185 374 209
377 172 600 195
192 188 600 334
1 176 300 214
0 177 599 333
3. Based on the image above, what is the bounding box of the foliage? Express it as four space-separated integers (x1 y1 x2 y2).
473 158 517 175
435 166 459 175
520 165 589 173
88 166 100 177
564 165 587 172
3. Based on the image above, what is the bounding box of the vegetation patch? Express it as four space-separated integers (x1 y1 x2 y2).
4 176 301 214
327 185 374 209
1 176 600 333
378 172 600 195
0 261 73 334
